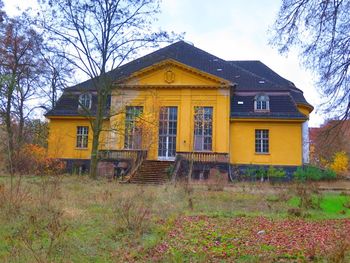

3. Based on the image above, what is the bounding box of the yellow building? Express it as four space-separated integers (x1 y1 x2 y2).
46 41 313 182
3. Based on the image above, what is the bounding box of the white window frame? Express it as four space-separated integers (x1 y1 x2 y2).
255 129 269 154
79 93 92 109
124 106 143 149
194 106 213 151
76 126 89 149
254 94 269 111
158 106 178 160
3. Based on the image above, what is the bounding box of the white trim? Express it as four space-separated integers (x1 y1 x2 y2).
302 121 310 164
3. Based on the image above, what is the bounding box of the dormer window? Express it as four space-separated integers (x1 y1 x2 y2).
79 93 92 109
254 93 269 112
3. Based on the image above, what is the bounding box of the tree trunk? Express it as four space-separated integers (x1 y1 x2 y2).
5 79 15 175
5 100 14 175
18 96 24 147
89 127 100 179
5 77 16 200
89 78 106 179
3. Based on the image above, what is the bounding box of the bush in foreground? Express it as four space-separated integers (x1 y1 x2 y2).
15 144 65 175
330 151 349 175
293 165 336 181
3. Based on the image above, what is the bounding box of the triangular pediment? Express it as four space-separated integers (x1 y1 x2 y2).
118 59 232 87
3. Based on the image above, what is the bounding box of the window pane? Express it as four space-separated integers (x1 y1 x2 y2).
79 94 91 109
158 107 177 158
194 107 213 151
255 94 269 111
124 106 143 149
255 129 269 153
76 126 88 148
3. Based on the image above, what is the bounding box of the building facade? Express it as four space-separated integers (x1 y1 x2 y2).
46 41 313 180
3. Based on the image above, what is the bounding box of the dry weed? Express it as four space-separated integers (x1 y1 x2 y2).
178 179 194 210
290 182 323 210
10 209 68 262
207 172 227 191
0 176 31 216
114 187 154 235
38 175 63 209
327 233 350 263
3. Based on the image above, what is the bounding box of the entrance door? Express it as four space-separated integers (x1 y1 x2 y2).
158 107 177 160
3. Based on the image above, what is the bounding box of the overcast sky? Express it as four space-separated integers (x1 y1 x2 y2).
3 0 324 127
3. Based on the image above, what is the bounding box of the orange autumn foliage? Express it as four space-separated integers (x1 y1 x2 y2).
16 144 65 175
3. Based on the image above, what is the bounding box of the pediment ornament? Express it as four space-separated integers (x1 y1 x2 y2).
164 69 175 84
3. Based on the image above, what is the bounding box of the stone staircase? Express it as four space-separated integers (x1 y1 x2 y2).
129 160 173 184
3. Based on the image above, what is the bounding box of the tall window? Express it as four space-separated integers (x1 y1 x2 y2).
158 107 178 159
254 93 269 111
76 126 89 148
124 106 143 149
79 93 92 109
255 129 269 153
194 106 213 151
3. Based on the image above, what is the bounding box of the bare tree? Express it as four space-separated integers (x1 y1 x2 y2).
271 0 350 120
39 49 74 110
0 15 44 173
38 0 178 178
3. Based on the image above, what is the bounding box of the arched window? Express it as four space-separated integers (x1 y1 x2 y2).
254 93 269 111
79 93 92 109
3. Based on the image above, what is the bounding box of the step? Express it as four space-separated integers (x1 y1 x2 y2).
129 160 173 184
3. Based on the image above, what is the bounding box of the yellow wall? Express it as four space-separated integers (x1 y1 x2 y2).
47 61 231 160
108 62 231 160
230 120 303 166
47 60 307 166
47 118 109 159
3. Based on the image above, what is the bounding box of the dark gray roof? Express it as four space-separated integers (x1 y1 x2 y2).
289 89 313 108
45 92 110 117
229 60 313 108
229 60 295 88
66 41 288 92
231 95 307 119
47 41 312 118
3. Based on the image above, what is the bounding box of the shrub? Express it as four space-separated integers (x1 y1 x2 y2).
257 166 267 181
292 182 323 210
267 166 286 179
207 176 225 191
165 164 174 179
322 168 337 180
114 188 154 235
11 208 68 261
293 165 336 181
16 144 65 175
244 167 257 180
330 151 349 175
244 166 286 182
0 177 31 216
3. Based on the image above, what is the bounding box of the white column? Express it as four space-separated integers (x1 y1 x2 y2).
302 120 310 164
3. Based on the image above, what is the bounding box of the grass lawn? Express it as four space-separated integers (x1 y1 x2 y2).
0 175 349 262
